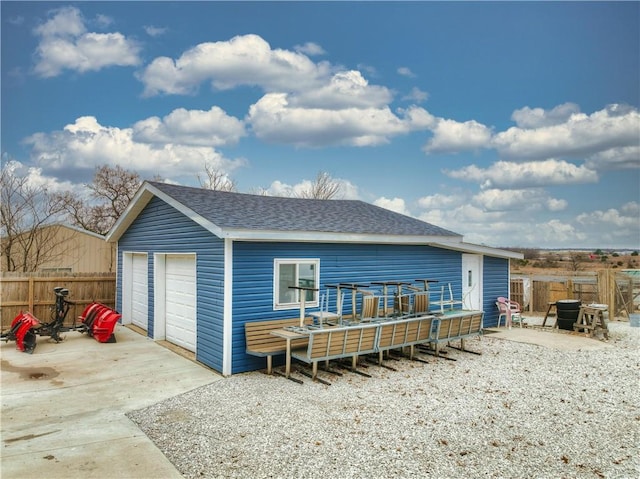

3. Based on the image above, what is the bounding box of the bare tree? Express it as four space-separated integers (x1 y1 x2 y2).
197 163 237 192
55 165 142 235
1 160 66 272
295 171 342 200
246 186 270 196
567 252 584 272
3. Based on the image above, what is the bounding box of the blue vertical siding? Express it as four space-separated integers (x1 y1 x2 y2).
231 242 463 373
116 195 512 374
116 197 225 372
482 256 510 327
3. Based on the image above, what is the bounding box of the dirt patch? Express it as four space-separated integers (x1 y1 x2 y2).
0 359 60 381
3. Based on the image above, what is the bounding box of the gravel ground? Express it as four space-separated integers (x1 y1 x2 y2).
128 322 640 479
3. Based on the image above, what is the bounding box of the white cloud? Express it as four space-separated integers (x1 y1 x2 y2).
416 192 505 244
423 118 492 154
132 106 245 147
263 180 293 197
576 202 640 229
294 42 325 56
247 93 434 147
445 159 598 189
144 25 167 37
573 203 640 246
357 63 378 78
511 102 580 129
2 160 75 194
264 177 359 199
373 197 409 216
418 202 504 242
585 146 640 170
417 193 465 209
536 219 587 244
397 67 415 78
137 33 439 148
546 197 568 212
473 188 567 212
416 188 637 248
402 87 429 103
290 70 393 109
33 6 140 77
493 104 640 161
621 202 640 217
420 104 639 173
138 34 331 96
24 116 245 179
94 14 113 28
33 6 85 38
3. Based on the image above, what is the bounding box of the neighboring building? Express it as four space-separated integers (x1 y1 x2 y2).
2 223 115 273
107 181 522 375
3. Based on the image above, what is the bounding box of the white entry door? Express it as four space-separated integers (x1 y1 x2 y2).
130 253 149 330
164 254 197 352
462 254 482 310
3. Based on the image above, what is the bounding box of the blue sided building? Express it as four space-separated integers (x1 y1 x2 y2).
107 181 522 375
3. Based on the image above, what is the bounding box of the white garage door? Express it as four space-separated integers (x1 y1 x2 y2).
165 254 197 352
131 254 149 331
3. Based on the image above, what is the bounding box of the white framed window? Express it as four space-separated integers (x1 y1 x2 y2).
273 258 320 310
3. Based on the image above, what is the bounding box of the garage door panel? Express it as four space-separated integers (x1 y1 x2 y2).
165 255 196 352
131 254 148 330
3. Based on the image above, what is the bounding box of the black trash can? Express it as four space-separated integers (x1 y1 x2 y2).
556 299 581 330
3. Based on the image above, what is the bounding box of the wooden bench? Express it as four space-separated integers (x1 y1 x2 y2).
245 318 311 374
290 323 380 379
376 315 435 363
431 311 484 356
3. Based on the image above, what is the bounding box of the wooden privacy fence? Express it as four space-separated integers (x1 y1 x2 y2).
0 273 116 330
511 270 639 318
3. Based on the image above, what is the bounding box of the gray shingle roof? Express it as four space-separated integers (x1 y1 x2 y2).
149 181 460 238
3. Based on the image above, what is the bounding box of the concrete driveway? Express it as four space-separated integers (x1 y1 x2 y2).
1 324 221 479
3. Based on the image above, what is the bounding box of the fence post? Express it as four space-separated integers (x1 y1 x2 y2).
566 279 574 299
609 270 617 318
28 276 34 312
597 270 612 316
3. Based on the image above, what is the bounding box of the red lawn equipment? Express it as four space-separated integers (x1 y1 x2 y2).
1 287 121 354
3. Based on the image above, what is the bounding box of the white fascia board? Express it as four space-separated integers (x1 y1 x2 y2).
222 238 233 376
219 228 463 245
44 223 107 240
106 186 153 242
106 182 224 242
429 241 523 260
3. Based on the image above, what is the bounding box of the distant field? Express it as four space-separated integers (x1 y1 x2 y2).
512 253 639 275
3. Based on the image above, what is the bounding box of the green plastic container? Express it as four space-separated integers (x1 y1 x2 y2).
630 314 640 328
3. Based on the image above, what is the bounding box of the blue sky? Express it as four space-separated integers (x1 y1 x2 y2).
2 1 639 249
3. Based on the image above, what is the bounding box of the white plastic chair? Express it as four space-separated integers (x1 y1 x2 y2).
496 297 523 328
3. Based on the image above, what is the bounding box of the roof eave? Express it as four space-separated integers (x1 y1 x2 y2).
222 228 463 244
429 240 524 260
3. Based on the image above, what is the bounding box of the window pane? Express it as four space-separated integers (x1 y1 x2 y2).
299 263 316 301
278 264 297 303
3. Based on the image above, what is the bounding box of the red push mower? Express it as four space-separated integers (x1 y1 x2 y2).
1 287 121 354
